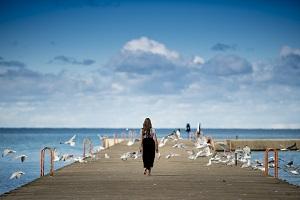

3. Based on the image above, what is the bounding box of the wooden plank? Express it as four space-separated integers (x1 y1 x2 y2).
1 140 299 200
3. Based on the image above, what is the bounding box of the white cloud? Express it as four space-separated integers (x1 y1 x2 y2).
0 41 300 128
122 36 179 60
280 46 300 57
192 56 205 65
201 54 253 76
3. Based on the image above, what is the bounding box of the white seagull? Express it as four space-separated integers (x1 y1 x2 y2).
10 171 25 179
2 149 16 157
59 154 74 161
104 153 110 159
93 146 105 153
165 153 180 159
158 137 168 147
127 140 135 146
97 134 107 141
279 144 288 151
53 149 60 162
206 158 212 166
74 157 87 163
15 155 28 163
290 170 299 175
62 134 76 147
120 152 130 160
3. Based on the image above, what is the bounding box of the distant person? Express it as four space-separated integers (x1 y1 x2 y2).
195 122 202 139
186 123 191 139
140 118 159 176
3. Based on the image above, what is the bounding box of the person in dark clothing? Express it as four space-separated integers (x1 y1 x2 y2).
140 118 158 176
186 123 191 139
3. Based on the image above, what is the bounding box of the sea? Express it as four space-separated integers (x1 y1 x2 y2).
0 128 300 195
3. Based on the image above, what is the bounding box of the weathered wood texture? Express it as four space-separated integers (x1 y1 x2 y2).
1 140 299 200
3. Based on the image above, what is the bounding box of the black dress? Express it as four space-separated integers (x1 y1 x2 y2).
142 131 156 170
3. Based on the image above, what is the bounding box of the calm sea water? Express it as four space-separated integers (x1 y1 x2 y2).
0 128 299 195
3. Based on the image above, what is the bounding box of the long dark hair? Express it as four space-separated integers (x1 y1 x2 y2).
142 118 152 136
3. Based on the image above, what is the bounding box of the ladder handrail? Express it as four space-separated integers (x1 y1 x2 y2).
264 148 278 178
40 147 54 177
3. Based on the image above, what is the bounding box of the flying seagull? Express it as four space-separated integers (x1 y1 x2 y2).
2 149 16 157
15 155 28 163
61 134 76 146
10 171 25 180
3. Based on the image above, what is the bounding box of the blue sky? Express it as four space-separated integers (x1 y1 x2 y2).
0 0 300 128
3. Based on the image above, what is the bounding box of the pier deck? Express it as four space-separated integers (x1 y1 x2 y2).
1 140 299 200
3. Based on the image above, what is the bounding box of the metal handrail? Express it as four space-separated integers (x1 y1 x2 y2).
264 148 278 178
40 147 54 177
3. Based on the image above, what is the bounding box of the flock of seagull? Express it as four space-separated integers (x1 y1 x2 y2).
2 131 300 181
122 130 300 177
2 134 103 180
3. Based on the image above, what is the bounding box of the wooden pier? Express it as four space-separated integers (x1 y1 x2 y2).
1 140 299 200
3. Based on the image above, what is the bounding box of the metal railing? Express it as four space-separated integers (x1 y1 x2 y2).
264 148 278 178
40 147 54 177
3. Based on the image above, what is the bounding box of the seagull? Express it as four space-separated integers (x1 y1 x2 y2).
195 142 208 149
61 134 76 147
59 154 74 161
175 129 181 140
15 155 28 163
165 153 180 159
127 140 134 146
104 153 110 159
187 150 203 160
206 158 212 166
268 157 275 164
53 149 60 162
10 171 25 179
132 151 142 159
279 144 288 151
2 149 16 157
172 143 186 149
243 145 251 155
290 170 299 175
255 159 263 167
241 159 251 168
93 146 105 153
97 134 107 141
158 137 168 147
74 157 87 163
120 152 130 160
287 142 297 150
286 160 294 168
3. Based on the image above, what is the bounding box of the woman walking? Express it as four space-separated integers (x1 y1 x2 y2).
140 118 158 176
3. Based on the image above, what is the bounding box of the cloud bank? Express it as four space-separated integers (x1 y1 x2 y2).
0 38 299 128
50 55 95 66
211 43 236 51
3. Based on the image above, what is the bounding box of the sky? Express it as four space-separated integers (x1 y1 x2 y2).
0 0 300 128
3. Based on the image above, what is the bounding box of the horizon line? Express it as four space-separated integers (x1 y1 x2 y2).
0 127 299 130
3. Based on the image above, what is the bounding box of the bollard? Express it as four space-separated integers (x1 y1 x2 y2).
235 152 238 166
